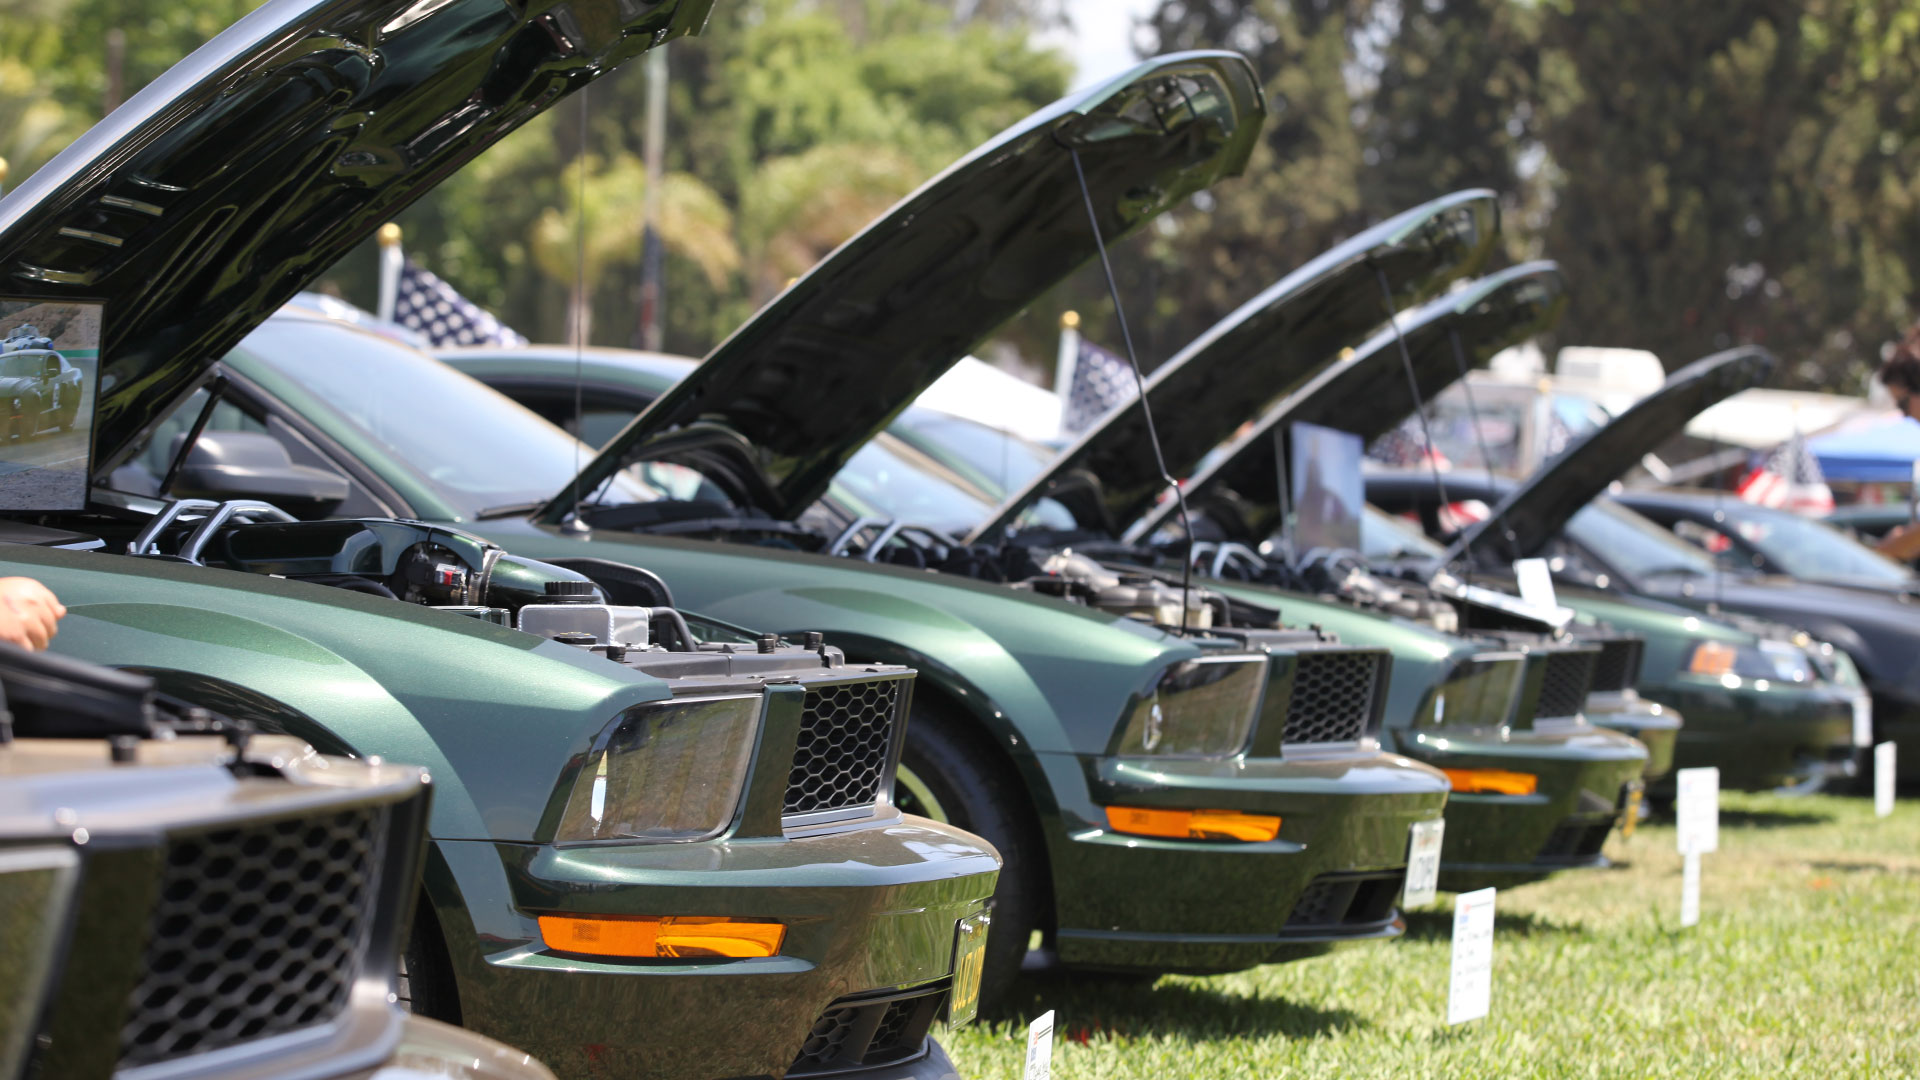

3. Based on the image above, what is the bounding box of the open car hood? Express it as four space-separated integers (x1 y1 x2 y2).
539 51 1266 526
1132 261 1566 543
963 189 1500 544
1446 345 1777 564
0 0 712 476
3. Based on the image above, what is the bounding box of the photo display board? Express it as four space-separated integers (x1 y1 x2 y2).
0 300 101 512
1290 420 1364 553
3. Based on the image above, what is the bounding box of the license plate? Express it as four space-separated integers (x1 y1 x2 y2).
1853 694 1874 748
946 909 991 1026
1620 782 1644 839
1402 819 1445 908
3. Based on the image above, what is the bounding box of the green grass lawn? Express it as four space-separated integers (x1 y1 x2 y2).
941 791 1920 1078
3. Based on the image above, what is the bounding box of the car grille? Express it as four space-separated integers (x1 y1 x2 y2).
1280 869 1404 933
119 807 387 1068
1536 817 1613 863
1283 650 1382 744
1588 637 1644 694
1534 649 1598 721
787 983 945 1076
785 677 904 816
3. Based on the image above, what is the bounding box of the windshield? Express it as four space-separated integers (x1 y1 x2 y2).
887 407 1057 499
1720 506 1916 583
1566 498 1718 582
1362 504 1447 560
238 318 650 516
824 434 1002 535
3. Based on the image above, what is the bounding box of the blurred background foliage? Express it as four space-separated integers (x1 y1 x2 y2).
6 0 1920 391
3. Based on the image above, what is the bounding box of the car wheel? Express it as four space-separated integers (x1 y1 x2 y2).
396 904 461 1024
896 700 1046 1015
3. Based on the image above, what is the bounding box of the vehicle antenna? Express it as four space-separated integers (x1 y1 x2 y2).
1446 324 1500 593
1272 425 1292 564
1065 144 1193 631
1371 267 1457 569
567 86 589 531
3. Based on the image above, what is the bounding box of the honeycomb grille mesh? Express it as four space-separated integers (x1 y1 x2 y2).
1282 870 1405 932
1588 638 1644 694
788 985 943 1076
1282 651 1380 744
1534 650 1598 721
119 808 386 1068
785 678 901 815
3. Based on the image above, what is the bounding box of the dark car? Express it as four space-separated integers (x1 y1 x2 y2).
0 323 84 439
0 1 1011 1076
1367 348 1872 790
0 642 553 1080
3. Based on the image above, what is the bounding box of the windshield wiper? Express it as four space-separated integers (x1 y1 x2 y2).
1640 566 1709 579
474 501 548 520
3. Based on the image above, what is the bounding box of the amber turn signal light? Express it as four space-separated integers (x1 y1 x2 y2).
1442 768 1539 796
1104 806 1281 842
1688 641 1738 676
538 915 786 959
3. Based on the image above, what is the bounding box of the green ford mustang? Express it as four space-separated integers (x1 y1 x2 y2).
0 2 1007 1077
115 52 1456 1005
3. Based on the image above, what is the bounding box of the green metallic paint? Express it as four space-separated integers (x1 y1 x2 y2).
0 543 1000 1078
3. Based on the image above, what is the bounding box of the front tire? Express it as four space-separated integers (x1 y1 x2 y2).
895 701 1046 1015
396 903 461 1024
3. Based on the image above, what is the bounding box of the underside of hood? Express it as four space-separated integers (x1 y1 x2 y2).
1135 261 1566 544
1448 345 1776 564
0 0 712 476
965 189 1500 544
541 50 1267 526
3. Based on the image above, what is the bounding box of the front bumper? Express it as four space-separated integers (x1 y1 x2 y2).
1031 742 1450 975
427 818 999 1080
1642 676 1860 792
1584 691 1681 782
1391 724 1648 892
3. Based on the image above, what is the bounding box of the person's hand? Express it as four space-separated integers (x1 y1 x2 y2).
1876 522 1920 564
0 577 65 651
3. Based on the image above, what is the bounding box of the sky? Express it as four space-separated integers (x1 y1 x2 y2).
1036 0 1160 89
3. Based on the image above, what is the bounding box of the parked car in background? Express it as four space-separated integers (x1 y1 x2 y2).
1367 348 1875 788
0 643 554 1080
0 2 1009 1077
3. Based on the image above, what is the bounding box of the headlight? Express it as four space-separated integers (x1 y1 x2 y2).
1686 640 1812 684
1113 656 1266 757
556 695 760 843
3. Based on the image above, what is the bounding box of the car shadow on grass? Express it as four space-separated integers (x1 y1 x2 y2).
993 974 1366 1040
1718 807 1835 828
1400 908 1586 942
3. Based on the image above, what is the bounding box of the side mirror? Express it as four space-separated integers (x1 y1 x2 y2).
170 430 350 516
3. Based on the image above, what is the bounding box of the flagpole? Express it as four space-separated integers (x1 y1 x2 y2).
376 223 403 323
1055 310 1080 438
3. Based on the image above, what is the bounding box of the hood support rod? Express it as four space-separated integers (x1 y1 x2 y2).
1066 144 1194 630
157 371 230 499
1445 324 1500 591
1370 266 1459 569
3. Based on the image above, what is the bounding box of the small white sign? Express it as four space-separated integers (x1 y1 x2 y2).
1876 742 1897 819
1679 850 1701 928
1447 887 1496 1026
1675 766 1720 855
1403 819 1445 908
1853 695 1874 748
1024 1009 1054 1080
1513 557 1559 612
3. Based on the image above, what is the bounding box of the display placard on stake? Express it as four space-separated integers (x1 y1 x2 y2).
1024 1010 1054 1080
1512 557 1559 613
1679 850 1701 928
1674 766 1720 855
1447 887 1496 1026
1853 694 1874 748
1876 742 1897 819
1403 819 1445 908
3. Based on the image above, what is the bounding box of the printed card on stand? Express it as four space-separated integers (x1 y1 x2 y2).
1876 742 1897 819
1024 1010 1054 1080
1674 766 1719 855
1447 887 1496 1026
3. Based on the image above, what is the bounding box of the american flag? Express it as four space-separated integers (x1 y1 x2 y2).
1060 337 1137 434
1737 430 1834 514
393 259 528 347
